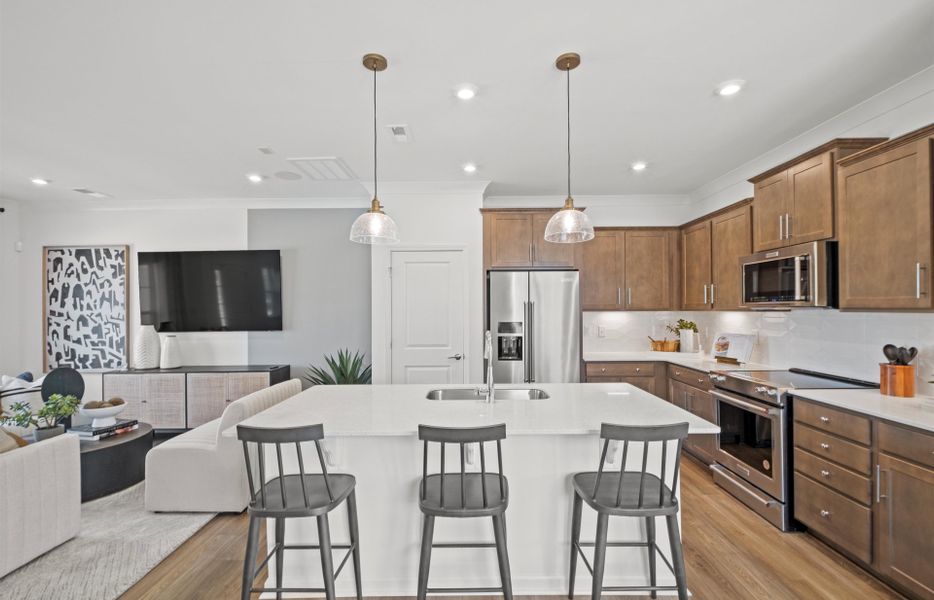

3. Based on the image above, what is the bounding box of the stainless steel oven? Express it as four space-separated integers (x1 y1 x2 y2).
740 241 836 308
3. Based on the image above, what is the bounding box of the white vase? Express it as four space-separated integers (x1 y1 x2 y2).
679 329 698 353
133 325 161 369
160 335 182 369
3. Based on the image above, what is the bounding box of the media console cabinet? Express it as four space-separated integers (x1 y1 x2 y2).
102 365 290 431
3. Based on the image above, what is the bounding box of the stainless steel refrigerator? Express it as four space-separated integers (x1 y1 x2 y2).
487 270 581 383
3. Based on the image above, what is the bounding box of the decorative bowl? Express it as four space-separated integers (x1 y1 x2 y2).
79 403 127 428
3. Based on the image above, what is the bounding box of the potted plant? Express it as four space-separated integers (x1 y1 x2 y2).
668 319 699 353
1 393 80 442
304 349 372 385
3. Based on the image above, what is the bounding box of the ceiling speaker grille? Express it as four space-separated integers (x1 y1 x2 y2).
286 157 358 181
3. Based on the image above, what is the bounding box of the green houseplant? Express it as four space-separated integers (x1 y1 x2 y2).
1 393 80 442
667 318 700 354
304 349 372 385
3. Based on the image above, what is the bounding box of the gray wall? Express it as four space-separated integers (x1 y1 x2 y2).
248 209 371 387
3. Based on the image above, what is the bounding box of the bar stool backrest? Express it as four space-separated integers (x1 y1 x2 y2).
593 422 690 510
418 423 507 510
237 423 332 512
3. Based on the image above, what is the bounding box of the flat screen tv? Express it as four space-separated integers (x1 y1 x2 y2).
138 250 282 332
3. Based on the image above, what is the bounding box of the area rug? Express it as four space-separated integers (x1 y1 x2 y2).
0 483 214 600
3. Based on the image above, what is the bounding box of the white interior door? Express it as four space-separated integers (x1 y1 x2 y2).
390 250 466 384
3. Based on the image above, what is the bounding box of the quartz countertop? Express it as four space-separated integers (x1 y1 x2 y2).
789 388 934 433
582 350 773 373
227 382 720 437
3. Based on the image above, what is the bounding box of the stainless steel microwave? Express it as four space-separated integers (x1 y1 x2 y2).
740 241 837 308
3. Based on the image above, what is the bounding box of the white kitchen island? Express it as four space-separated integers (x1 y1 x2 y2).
230 383 719 597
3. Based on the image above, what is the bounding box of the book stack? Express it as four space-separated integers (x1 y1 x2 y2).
70 419 139 441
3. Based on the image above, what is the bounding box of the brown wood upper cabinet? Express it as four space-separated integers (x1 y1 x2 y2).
711 203 752 310
483 209 577 269
836 125 934 310
682 220 712 310
579 228 676 310
749 138 885 253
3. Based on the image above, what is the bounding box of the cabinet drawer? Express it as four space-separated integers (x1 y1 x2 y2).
795 399 871 445
877 421 934 470
668 365 709 389
794 473 872 564
585 362 655 377
794 447 872 505
794 424 870 475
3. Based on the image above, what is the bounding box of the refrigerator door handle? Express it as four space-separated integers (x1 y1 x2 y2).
522 301 530 383
528 300 535 382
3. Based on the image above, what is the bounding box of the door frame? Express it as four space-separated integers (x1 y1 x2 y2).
372 245 470 384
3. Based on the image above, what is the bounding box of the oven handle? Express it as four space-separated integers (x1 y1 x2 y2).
711 390 780 417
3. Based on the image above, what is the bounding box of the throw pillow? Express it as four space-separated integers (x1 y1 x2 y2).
0 429 20 454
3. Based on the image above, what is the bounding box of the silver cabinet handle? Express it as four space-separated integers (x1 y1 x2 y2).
447 354 464 360
703 284 708 304
617 287 621 305
601 367 607 373
819 416 830 423
627 287 632 306
819 509 831 518
710 283 715 306
528 243 533 263
918 262 926 299
635 367 641 372
820 470 831 478
820 442 830 450
528 300 535 382
785 213 792 239
778 214 783 240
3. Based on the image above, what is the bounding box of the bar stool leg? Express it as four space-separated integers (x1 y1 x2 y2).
646 516 657 599
568 491 583 599
591 513 609 600
492 514 513 600
417 515 435 600
346 491 363 600
666 514 688 600
275 518 285 600
241 515 262 600
317 514 336 600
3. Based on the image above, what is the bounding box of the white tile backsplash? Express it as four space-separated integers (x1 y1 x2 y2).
583 310 934 395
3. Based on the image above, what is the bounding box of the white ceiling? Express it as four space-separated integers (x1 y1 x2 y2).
2 0 933 207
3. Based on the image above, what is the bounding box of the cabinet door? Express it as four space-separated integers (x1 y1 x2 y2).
752 170 790 252
711 205 751 310
487 213 533 268
789 152 834 244
580 230 624 310
682 220 712 310
142 374 186 429
531 212 577 267
623 376 655 395
227 372 270 401
186 373 228 428
838 138 932 309
875 453 934 598
103 374 143 421
625 231 671 309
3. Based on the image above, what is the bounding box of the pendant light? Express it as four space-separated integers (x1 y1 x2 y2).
350 53 399 244
544 52 594 243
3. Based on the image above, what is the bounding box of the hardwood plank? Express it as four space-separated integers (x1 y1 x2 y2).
120 459 904 600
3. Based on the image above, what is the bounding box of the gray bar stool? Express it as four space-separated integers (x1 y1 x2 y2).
416 423 512 600
568 422 690 600
237 423 362 600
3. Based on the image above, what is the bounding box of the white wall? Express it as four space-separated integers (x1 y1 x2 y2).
483 194 693 226
583 310 934 396
16 206 250 374
370 183 486 384
0 198 24 376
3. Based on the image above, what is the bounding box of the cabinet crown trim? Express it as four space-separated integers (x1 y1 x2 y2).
748 138 887 183
836 123 934 166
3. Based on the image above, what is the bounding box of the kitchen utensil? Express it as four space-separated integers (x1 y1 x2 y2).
882 344 899 364
907 347 918 364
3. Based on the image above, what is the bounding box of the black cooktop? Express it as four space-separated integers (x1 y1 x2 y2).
724 368 876 390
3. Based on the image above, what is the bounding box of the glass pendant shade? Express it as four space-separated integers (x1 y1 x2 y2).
350 198 399 244
544 197 594 243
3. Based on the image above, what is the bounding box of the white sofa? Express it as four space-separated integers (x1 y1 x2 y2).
144 378 302 513
0 433 81 578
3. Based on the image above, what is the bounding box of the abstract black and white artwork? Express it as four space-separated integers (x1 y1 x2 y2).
44 245 129 370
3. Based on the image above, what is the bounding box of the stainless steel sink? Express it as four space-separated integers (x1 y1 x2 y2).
425 388 549 401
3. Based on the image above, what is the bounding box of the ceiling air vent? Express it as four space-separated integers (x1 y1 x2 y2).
73 188 113 198
286 157 358 181
388 125 409 142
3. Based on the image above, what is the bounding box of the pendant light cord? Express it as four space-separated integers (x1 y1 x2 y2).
566 66 571 199
373 66 378 203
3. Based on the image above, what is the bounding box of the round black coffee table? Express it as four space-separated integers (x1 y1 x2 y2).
79 423 154 502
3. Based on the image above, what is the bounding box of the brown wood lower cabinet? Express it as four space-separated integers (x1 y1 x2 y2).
668 376 716 465
583 361 667 400
792 397 934 600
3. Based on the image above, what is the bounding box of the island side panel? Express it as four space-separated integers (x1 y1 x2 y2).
263 433 682 596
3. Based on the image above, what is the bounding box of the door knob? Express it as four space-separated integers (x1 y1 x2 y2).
447 354 464 360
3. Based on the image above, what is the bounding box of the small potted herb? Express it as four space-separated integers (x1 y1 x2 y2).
1 394 80 442
667 319 699 354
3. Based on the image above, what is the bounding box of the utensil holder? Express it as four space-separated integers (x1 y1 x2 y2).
879 364 915 398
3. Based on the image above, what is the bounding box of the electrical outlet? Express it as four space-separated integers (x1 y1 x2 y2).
597 326 606 338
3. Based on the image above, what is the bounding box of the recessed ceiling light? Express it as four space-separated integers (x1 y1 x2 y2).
246 173 263 184
30 177 50 186
463 163 477 174
715 79 745 97
455 85 477 101
631 161 648 172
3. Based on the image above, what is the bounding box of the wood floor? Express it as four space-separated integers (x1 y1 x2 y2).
120 458 904 600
